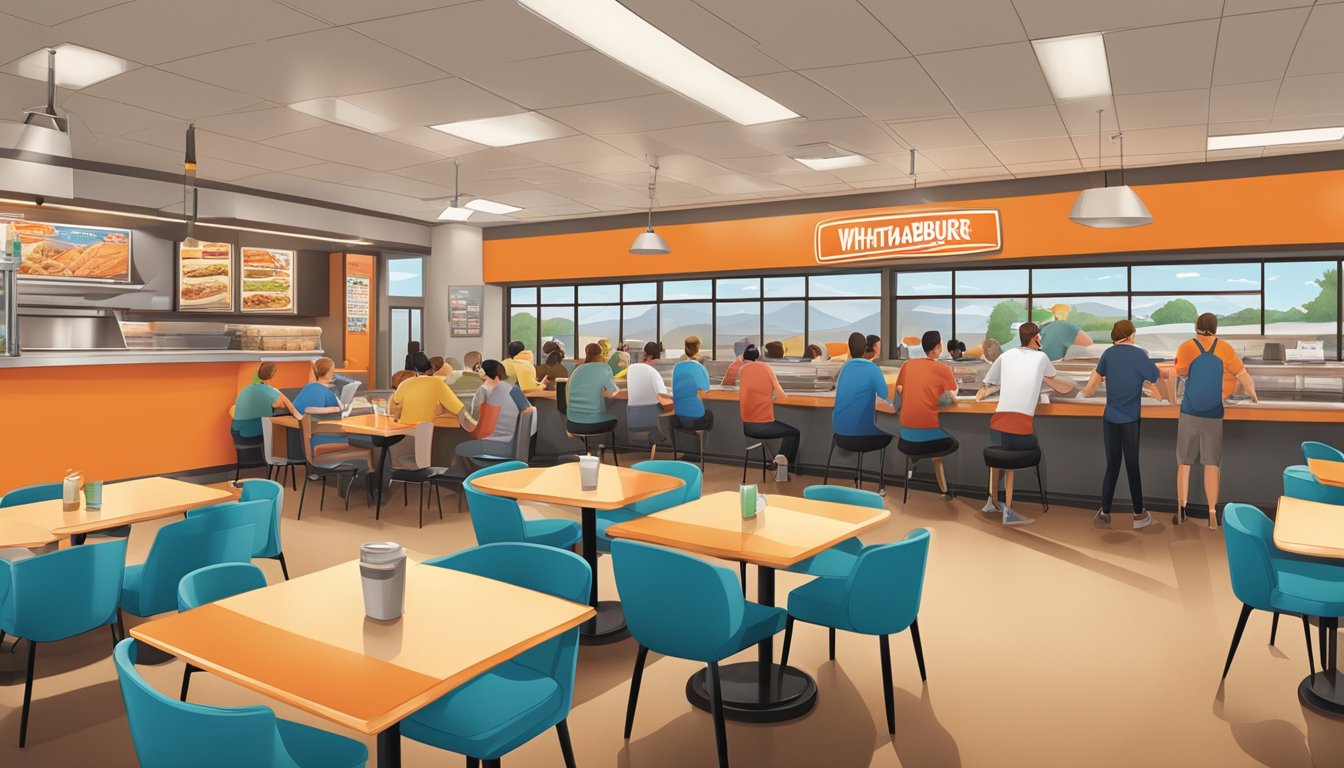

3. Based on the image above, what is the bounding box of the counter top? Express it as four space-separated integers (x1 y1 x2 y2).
0 350 323 369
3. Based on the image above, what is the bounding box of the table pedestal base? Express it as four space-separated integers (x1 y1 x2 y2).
685 662 817 723
1299 672 1344 716
579 600 628 645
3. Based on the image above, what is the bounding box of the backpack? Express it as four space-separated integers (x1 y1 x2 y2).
1182 338 1225 418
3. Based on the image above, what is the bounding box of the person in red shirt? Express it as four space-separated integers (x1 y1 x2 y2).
894 330 960 494
738 344 798 474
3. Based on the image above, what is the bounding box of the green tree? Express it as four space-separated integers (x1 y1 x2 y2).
1302 268 1338 322
1151 298 1197 326
510 312 537 349
986 300 1027 343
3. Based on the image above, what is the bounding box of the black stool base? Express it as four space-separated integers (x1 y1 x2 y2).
1299 672 1344 715
685 662 817 723
580 600 629 645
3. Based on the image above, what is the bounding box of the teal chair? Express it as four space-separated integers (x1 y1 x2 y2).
595 460 701 551
0 482 62 507
613 539 787 768
786 485 884 579
780 529 931 735
176 563 269 702
188 496 289 580
1283 441 1344 507
1221 503 1344 680
238 479 290 579
114 638 367 767
464 462 581 549
0 538 127 747
120 515 256 626
402 543 591 767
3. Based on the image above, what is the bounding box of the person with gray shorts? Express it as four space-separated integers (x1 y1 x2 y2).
1177 413 1222 468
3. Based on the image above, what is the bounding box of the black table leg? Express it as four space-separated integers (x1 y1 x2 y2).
1299 616 1344 715
372 435 404 521
70 533 87 546
686 564 817 723
579 506 628 645
377 722 400 768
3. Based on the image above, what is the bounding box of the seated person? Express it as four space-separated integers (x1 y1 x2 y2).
946 339 967 360
893 331 960 494
457 359 525 464
608 341 631 376
429 356 451 378
721 339 753 386
833 331 894 453
390 369 416 390
739 344 798 474
293 357 372 464
626 341 669 408
452 351 486 396
390 358 477 433
502 340 542 392
536 345 569 387
566 342 619 436
803 344 825 362
680 336 703 362
673 352 713 431
232 361 299 439
764 340 786 360
862 334 881 361
405 341 430 374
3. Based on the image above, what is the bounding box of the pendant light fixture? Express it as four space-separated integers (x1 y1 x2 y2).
1069 109 1152 228
437 159 473 221
630 157 669 255
181 122 201 248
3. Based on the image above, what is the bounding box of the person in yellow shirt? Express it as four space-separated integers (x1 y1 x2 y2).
390 365 478 431
502 340 542 392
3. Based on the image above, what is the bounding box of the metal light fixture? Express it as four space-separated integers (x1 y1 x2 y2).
437 159 473 221
181 123 201 248
630 158 669 255
1070 109 1152 228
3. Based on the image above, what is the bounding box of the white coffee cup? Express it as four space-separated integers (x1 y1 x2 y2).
359 542 407 621
578 454 600 491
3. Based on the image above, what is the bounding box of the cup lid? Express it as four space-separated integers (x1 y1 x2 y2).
360 541 405 563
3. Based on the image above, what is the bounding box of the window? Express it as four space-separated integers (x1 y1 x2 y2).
894 298 951 348
622 304 657 348
579 284 620 304
660 302 711 354
577 305 620 351
540 306 575 354
1131 294 1260 352
387 258 424 297
540 285 575 304
1132 263 1260 292
663 279 711 300
763 300 805 357
765 276 806 295
509 306 538 352
956 269 1028 295
716 277 761 299
809 299 880 350
624 282 657 302
510 286 537 305
894 271 952 296
1031 296 1128 346
716 301 760 358
1030 267 1126 294
955 297 1028 349
810 273 880 297
1265 262 1337 355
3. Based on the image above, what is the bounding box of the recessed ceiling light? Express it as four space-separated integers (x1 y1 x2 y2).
517 0 798 126
465 198 522 215
289 98 398 133
437 206 474 222
429 112 570 147
8 44 129 89
1031 33 1111 100
791 143 872 171
1207 127 1344 151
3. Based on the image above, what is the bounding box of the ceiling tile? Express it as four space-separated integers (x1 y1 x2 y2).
1275 72 1344 117
1122 151 1207 167
1206 147 1265 162
0 15 57 67
691 0 911 69
559 155 651 176
986 136 1078 164
508 135 630 165
1268 112 1344 131
715 155 810 175
54 0 327 65
921 145 1001 170
740 72 860 121
1262 139 1344 156
58 91 177 136
1119 125 1210 156
918 42 1054 113
1007 158 1083 176
770 116 907 156
341 78 521 130
379 126 484 156
263 124 441 171
1224 0 1312 12
73 169 186 209
286 163 374 183
618 0 789 77
646 123 774 160
124 124 319 171
544 93 721 134
859 0 1026 55
1009 0 1223 38
963 105 1067 144
83 67 265 119
485 188 584 208
1212 7 1309 86
1 0 128 26
944 166 1012 181
888 117 982 149
194 106 330 142
1210 80 1281 123
277 0 475 25
1115 90 1209 129
537 179 650 208
874 152 940 175
801 59 954 122
71 132 180 172
1286 3 1344 77
452 50 664 111
346 172 453 200
160 28 444 104
1107 19 1220 95
656 154 732 180
691 174 792 195
1056 96 1120 135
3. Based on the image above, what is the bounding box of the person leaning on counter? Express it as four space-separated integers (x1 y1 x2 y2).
893 331 959 496
231 361 300 439
739 344 798 475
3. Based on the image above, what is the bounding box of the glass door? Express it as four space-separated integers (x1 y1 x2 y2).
390 307 422 374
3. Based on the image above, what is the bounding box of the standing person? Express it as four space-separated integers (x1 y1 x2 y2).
625 341 669 407
1038 304 1092 361
739 344 799 476
832 331 893 455
502 340 541 392
404 341 430 374
894 331 960 495
1081 320 1163 529
457 360 524 463
975 322 1075 526
232 361 300 439
680 336 703 362
1173 313 1258 528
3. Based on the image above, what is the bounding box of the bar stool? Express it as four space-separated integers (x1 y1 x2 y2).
822 434 892 495
897 437 960 504
982 447 1049 512
671 423 709 471
740 425 777 484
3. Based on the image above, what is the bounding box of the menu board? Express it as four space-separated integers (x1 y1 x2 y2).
240 247 296 313
15 222 132 282
177 241 233 312
346 275 370 334
450 285 483 337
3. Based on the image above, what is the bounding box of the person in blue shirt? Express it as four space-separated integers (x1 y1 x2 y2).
293 357 371 463
231 361 299 439
672 357 712 431
832 331 893 453
1081 320 1164 530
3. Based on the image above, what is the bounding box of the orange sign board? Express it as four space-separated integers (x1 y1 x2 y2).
814 209 1002 264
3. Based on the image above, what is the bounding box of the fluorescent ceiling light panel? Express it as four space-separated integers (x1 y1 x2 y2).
437 206 474 221
430 112 570 147
8 44 129 89
289 98 398 133
1207 127 1344 151
465 198 522 215
1031 33 1111 100
517 0 798 126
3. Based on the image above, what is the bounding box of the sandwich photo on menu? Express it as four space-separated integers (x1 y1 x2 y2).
178 241 233 310
241 247 296 313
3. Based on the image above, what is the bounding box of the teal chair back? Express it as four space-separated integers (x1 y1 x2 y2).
237 479 284 558
0 482 62 508
188 500 274 560
130 516 255 617
626 460 701 515
0 539 127 642
1223 503 1277 612
178 563 269 612
465 462 529 544
612 539 743 662
845 529 930 635
1303 441 1344 463
803 484 885 509
425 543 589 705
114 638 304 768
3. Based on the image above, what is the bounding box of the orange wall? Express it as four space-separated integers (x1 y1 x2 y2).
341 253 376 380
483 169 1344 282
0 360 309 493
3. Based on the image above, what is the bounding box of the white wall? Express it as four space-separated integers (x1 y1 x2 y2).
426 223 501 364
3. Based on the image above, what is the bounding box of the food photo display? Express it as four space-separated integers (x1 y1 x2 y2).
15 222 132 281
177 241 233 312
240 248 295 313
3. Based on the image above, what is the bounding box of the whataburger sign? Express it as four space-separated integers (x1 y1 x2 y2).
814 209 1002 264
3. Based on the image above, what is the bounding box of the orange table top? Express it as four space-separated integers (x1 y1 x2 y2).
273 413 460 431
0 477 235 547
605 490 891 569
131 559 594 734
1308 458 1344 488
1274 496 1344 559
469 463 684 511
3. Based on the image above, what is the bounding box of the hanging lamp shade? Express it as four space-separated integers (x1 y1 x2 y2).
1068 185 1152 228
630 227 670 255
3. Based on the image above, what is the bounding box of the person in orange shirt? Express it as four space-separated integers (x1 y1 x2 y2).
738 344 798 475
894 331 960 495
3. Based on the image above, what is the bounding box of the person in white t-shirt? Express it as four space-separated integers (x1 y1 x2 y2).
625 341 669 407
975 321 1075 526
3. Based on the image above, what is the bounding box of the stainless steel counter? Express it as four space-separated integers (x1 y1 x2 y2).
0 350 323 369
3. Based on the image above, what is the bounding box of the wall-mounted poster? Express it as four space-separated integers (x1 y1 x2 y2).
240 248 296 313
450 285 483 338
346 274 370 334
15 222 132 281
177 241 233 312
